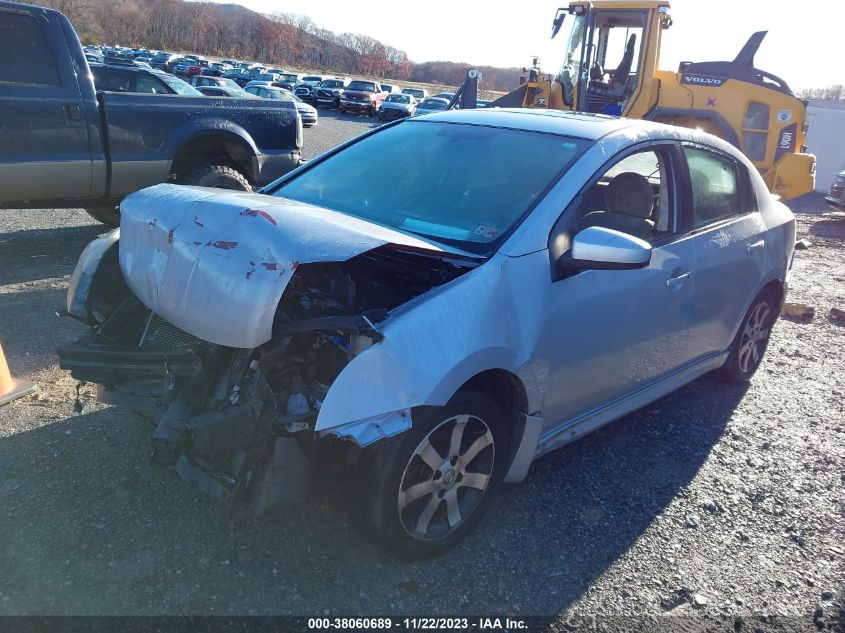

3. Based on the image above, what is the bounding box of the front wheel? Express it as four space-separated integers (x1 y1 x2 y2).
717 290 778 383
360 391 507 557
84 204 120 226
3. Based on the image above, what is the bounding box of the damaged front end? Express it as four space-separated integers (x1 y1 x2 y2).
59 195 480 510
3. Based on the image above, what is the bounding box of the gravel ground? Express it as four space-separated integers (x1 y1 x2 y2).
0 115 843 630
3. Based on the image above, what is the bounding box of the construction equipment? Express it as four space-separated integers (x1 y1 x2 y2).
464 1 815 200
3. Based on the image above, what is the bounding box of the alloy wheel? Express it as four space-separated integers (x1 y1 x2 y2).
397 413 495 541
738 302 772 373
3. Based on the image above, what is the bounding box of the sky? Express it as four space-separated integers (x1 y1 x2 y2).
219 0 842 91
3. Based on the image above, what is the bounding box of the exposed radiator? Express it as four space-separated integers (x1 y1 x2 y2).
139 313 203 350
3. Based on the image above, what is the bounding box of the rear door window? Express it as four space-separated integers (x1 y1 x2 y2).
92 67 133 92
684 146 741 228
0 11 61 85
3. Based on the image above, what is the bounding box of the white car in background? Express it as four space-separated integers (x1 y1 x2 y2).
244 83 318 127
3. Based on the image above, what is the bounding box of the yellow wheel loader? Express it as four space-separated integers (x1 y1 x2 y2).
476 1 815 199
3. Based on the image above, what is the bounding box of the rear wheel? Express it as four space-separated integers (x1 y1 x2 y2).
179 165 252 190
84 204 120 226
361 391 507 557
717 290 778 383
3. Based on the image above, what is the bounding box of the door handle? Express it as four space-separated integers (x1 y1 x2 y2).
747 240 765 253
63 104 82 121
666 271 691 288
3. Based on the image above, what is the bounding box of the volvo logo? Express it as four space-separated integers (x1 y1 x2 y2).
681 74 726 87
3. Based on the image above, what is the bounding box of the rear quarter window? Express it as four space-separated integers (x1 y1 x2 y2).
0 11 61 85
685 146 742 228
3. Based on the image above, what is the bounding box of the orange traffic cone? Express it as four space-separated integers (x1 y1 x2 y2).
0 340 35 406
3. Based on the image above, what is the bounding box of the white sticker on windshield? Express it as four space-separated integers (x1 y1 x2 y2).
473 225 500 240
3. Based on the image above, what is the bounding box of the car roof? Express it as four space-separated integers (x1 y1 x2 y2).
91 63 165 75
415 108 651 140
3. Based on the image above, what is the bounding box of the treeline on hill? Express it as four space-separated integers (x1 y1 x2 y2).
27 0 522 91
797 85 845 101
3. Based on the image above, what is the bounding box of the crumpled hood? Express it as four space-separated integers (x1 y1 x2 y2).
119 183 448 348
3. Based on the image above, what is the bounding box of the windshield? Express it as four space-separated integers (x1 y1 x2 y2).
387 94 411 103
556 14 586 104
278 74 298 82
321 80 343 88
347 80 376 92
217 78 240 89
404 89 424 98
266 88 294 101
157 73 203 96
272 121 587 254
420 98 447 110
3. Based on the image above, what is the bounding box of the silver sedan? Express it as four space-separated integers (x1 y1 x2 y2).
60 110 795 556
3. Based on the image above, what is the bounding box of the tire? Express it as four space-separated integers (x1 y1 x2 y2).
84 204 120 227
360 391 508 557
180 165 252 190
368 105 376 117
717 290 778 384
339 107 346 114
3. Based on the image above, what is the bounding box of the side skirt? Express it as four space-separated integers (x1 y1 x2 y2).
535 351 729 459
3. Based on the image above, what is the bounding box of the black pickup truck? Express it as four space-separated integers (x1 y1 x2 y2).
0 1 302 225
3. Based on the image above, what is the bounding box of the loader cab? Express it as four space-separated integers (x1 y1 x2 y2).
551 1 670 116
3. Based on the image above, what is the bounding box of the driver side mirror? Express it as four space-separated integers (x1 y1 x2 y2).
558 226 651 271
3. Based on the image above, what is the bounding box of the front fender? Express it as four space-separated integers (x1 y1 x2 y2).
315 251 550 432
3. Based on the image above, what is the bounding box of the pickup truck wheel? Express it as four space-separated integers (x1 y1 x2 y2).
360 391 507 558
84 205 120 226
181 165 252 190
368 105 376 117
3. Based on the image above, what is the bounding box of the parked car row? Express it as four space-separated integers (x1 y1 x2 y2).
85 60 322 128
83 43 462 123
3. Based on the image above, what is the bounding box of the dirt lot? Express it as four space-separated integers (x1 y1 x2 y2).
0 116 843 629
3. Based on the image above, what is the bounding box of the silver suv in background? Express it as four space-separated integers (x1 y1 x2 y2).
825 170 845 207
